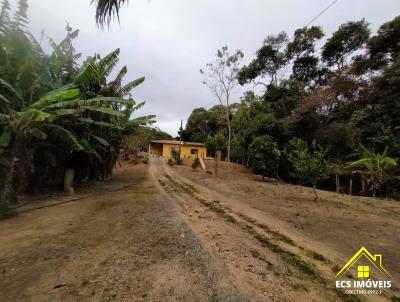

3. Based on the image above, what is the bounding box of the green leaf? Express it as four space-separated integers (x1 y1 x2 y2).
30 87 80 109
0 78 22 100
129 114 156 125
44 96 134 110
0 94 10 104
77 118 122 129
90 135 109 147
18 109 53 122
42 124 84 151
74 57 95 83
50 108 83 117
97 49 120 78
0 113 10 121
120 76 145 96
79 139 102 161
82 106 125 117
0 128 11 147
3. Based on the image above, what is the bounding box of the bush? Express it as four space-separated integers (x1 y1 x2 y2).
142 154 149 164
192 157 201 170
287 139 331 200
249 135 281 179
168 157 175 166
170 148 182 165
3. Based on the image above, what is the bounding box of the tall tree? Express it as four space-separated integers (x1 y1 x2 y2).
200 46 243 167
238 32 288 87
322 19 370 71
287 26 326 85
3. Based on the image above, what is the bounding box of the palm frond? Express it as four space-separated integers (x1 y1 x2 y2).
120 76 145 96
92 0 128 28
30 86 79 109
44 96 134 110
82 106 125 117
77 117 122 129
97 48 120 78
74 57 96 83
0 78 22 101
42 124 84 151
128 114 156 126
109 65 127 90
90 134 110 146
18 109 53 122
79 138 102 161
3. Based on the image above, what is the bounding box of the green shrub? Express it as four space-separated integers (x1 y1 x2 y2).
168 157 175 166
142 154 149 164
192 157 201 170
249 135 281 180
170 148 182 165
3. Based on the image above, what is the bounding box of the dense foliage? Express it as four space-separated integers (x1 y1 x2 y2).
0 0 155 216
186 16 399 198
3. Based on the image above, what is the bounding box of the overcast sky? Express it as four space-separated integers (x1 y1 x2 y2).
15 0 400 136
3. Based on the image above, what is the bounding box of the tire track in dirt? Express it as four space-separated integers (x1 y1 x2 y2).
151 157 351 302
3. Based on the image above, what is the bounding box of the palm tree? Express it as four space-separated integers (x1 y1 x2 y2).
349 147 397 197
91 0 128 27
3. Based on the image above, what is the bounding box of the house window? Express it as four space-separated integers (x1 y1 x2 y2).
357 266 369 278
190 149 198 155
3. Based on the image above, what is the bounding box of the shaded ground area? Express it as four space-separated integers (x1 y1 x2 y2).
1 158 399 301
0 164 246 302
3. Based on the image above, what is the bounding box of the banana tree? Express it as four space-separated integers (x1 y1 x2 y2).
349 147 397 197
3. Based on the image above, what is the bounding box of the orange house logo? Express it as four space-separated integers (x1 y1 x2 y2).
336 246 391 279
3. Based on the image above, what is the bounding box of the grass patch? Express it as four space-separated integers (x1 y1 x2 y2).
198 198 237 224
307 250 327 262
392 296 400 302
256 223 295 246
253 233 317 278
238 213 256 223
249 248 273 267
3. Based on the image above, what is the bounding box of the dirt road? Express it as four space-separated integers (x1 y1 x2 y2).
0 158 399 301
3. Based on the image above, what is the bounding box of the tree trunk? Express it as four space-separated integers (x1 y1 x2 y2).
349 178 353 196
226 113 231 178
335 174 340 193
64 169 75 196
214 152 220 176
312 182 318 201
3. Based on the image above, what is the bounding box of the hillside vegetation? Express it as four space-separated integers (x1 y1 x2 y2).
183 17 400 199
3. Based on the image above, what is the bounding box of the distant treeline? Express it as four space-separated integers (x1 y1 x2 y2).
182 17 400 198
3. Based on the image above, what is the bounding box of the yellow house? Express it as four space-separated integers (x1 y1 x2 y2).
149 140 207 159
